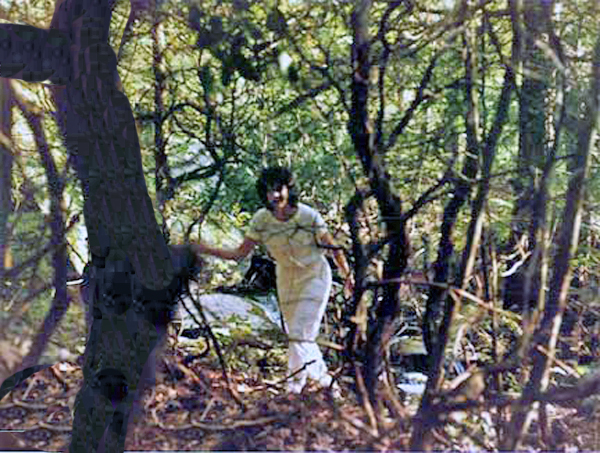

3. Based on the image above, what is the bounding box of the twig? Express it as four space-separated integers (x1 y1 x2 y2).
384 46 447 152
430 427 452 447
0 214 81 280
21 376 38 401
154 412 299 431
534 345 580 378
183 162 225 243
382 353 407 420
539 402 550 448
199 397 216 421
366 277 522 321
251 360 316 392
183 290 245 411
445 417 493 450
287 337 344 351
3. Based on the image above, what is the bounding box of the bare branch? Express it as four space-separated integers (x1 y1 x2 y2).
271 82 332 118
287 30 350 114
384 48 444 153
374 1 404 149
184 165 225 242
0 214 81 281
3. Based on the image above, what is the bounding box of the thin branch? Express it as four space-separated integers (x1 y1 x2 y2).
287 30 350 114
384 48 445 152
171 114 219 162
184 165 225 243
374 1 403 149
271 82 332 118
400 144 461 222
144 101 210 125
183 288 245 410
0 214 81 280
172 164 222 186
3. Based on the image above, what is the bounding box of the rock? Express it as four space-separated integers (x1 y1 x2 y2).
177 286 282 338
397 372 428 395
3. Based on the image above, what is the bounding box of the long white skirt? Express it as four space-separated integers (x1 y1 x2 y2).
276 257 332 393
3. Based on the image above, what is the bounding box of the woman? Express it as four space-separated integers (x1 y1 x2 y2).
193 166 353 393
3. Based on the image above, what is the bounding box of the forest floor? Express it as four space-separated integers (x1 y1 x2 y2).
0 340 597 452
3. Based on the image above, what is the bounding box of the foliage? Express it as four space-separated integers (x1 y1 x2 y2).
3 0 600 450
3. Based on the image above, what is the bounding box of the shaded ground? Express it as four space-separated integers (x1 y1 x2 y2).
0 343 399 452
0 341 597 452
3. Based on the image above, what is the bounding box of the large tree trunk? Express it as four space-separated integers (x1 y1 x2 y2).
0 1 177 452
503 0 555 327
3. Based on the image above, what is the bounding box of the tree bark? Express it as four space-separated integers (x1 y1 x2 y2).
503 0 554 325
423 26 479 362
511 0 550 248
0 1 176 452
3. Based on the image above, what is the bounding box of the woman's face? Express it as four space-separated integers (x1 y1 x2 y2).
266 183 289 211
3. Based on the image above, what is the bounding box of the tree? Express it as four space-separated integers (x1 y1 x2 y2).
502 19 600 451
0 0 178 451
346 0 411 422
2 0 600 450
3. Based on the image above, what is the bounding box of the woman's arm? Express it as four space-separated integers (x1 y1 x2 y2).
319 231 354 297
193 237 258 262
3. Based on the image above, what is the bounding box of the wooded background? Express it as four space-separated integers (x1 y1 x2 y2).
1 0 600 451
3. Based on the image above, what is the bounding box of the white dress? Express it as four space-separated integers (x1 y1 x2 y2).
246 203 333 392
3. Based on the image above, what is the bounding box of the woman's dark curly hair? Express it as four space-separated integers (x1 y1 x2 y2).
256 166 299 210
